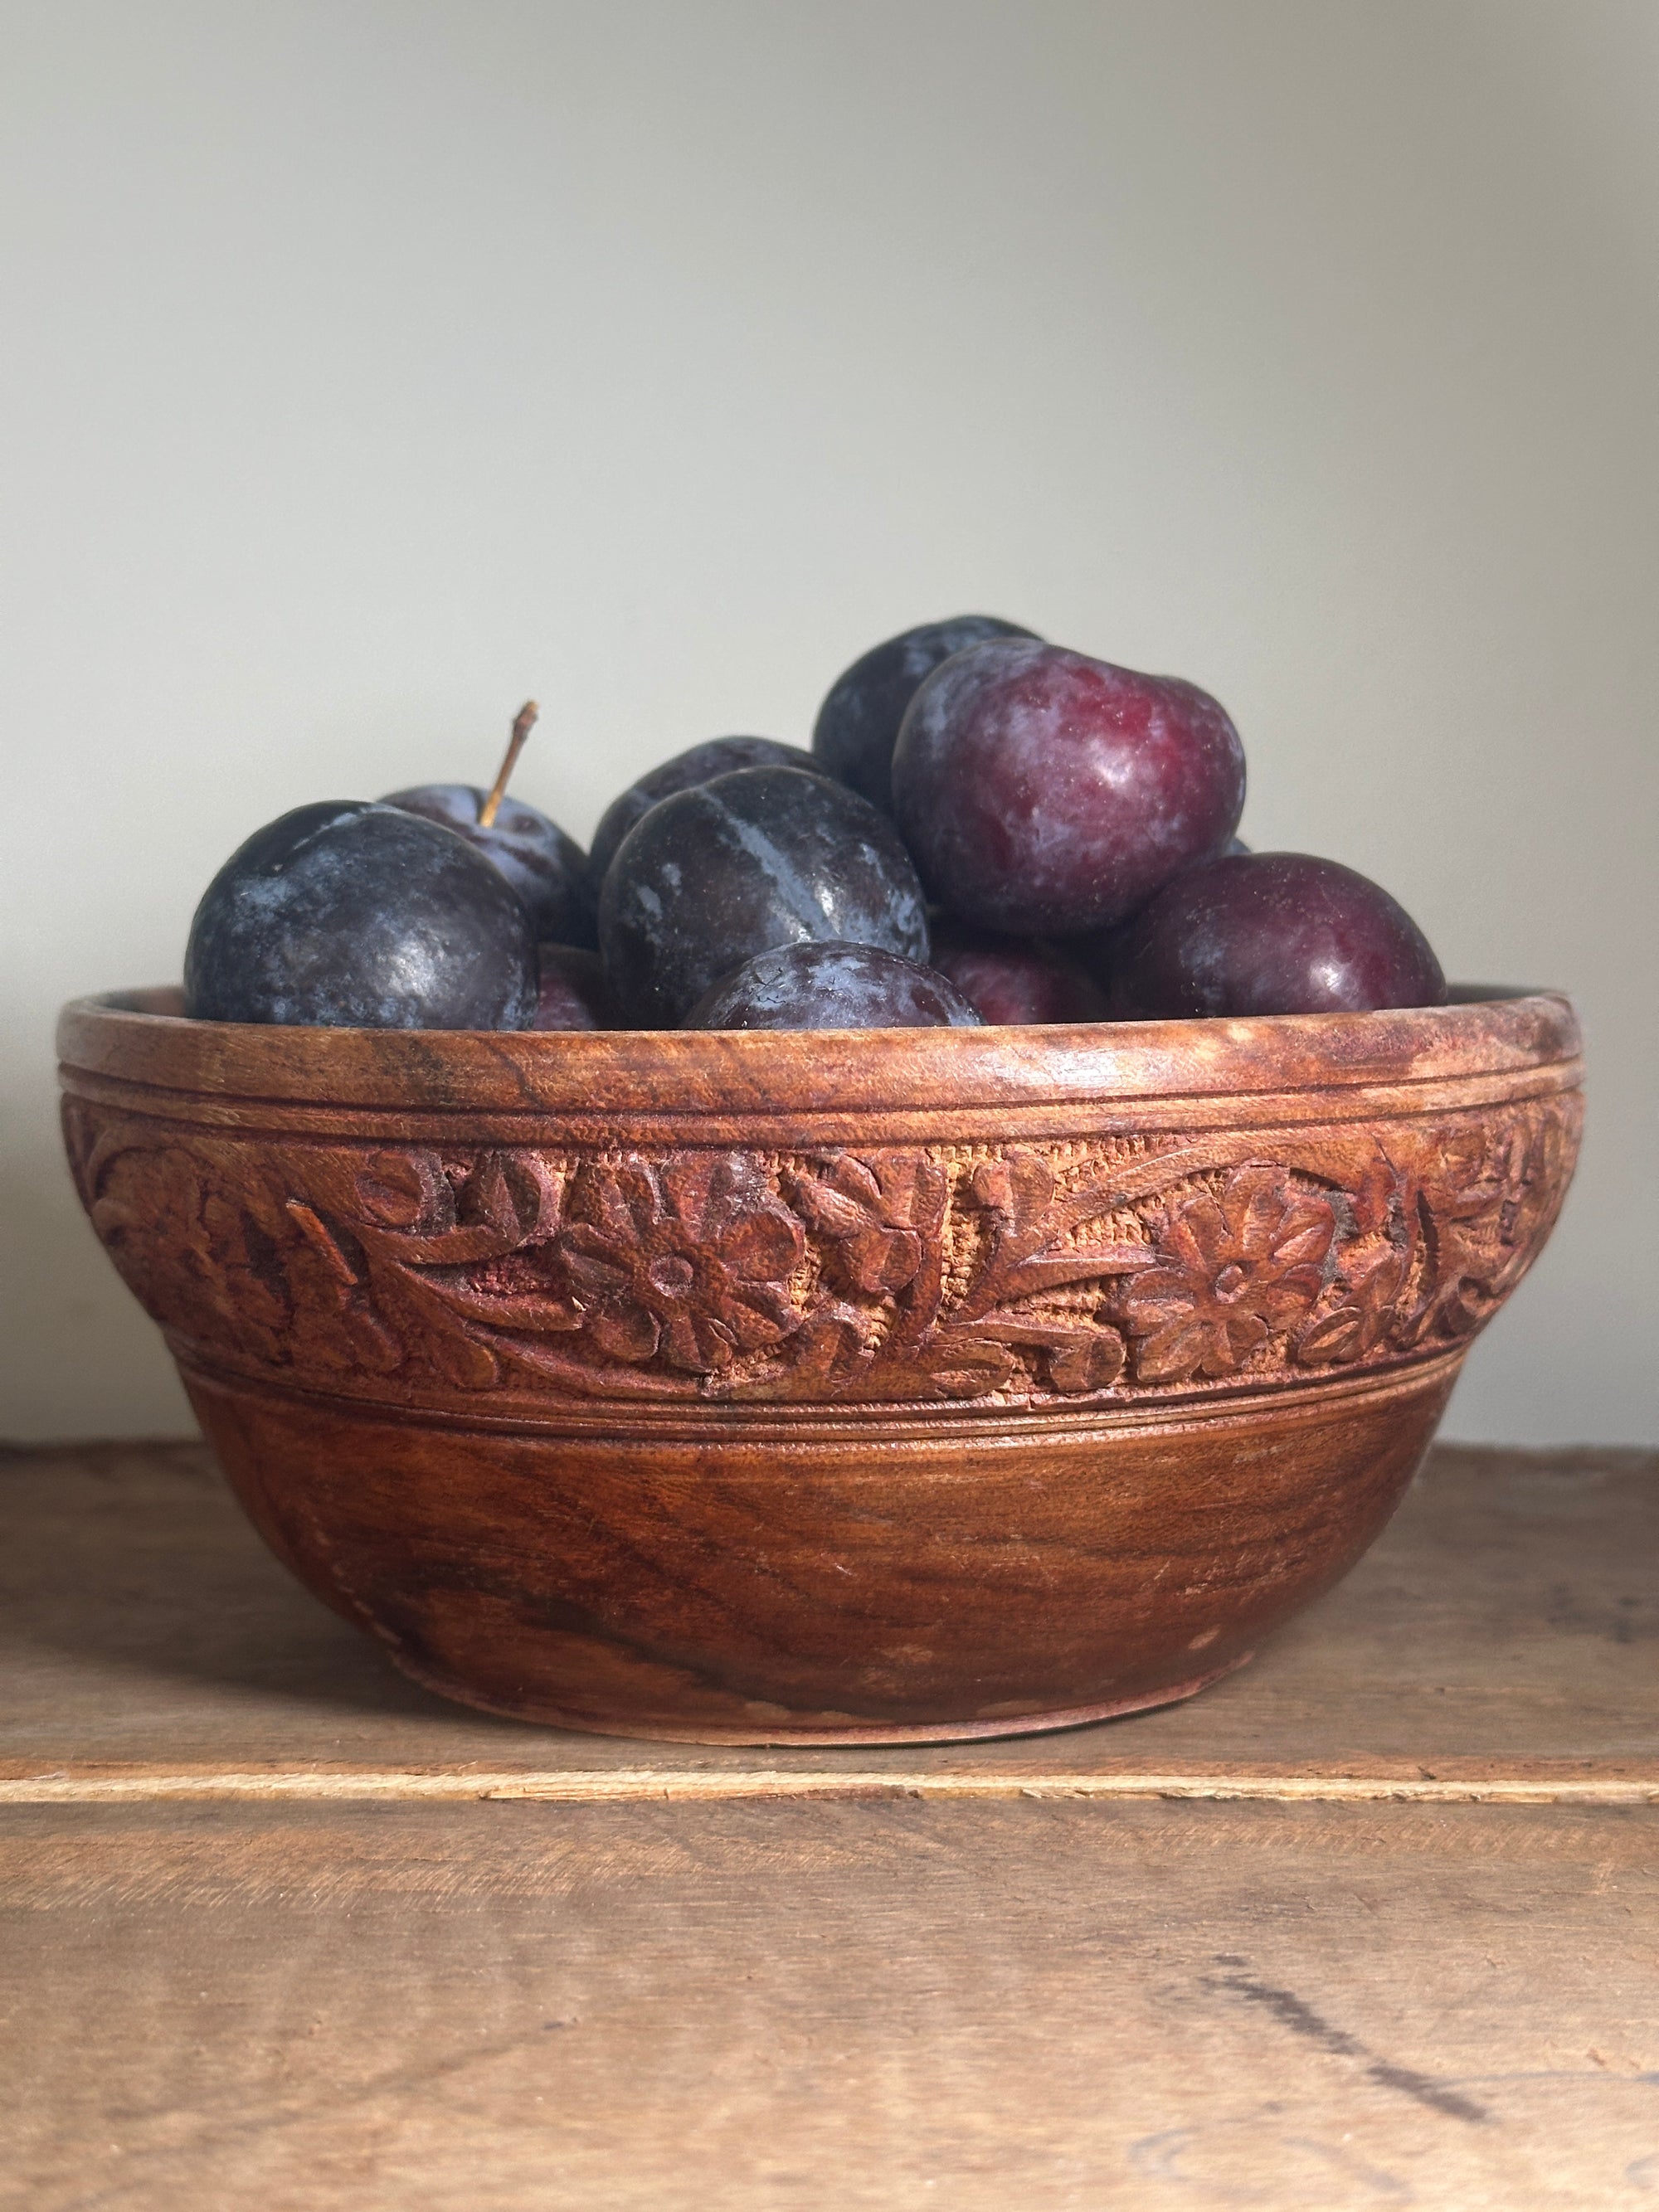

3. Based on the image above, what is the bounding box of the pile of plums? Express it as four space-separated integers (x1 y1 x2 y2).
183 620 1447 1033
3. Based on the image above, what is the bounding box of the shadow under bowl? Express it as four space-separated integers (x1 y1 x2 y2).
58 985 1581 1743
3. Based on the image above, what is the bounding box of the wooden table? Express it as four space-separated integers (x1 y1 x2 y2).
2 1439 1655 2209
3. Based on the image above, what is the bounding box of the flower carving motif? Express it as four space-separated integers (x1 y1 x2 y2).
786 1155 932 1296
1120 1166 1335 1383
559 1155 805 1373
1412 1112 1570 1339
1292 1154 1414 1366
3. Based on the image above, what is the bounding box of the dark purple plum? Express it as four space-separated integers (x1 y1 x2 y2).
183 801 538 1028
381 783 596 947
599 765 931 1028
686 942 980 1031
527 944 613 1030
892 639 1245 936
812 615 1039 815
1109 851 1447 1018
929 922 1107 1025
586 737 824 894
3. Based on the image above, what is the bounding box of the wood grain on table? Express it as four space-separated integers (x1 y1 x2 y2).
2 1441 1655 2210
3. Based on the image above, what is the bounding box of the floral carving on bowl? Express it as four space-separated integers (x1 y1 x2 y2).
560 1155 805 1373
62 1087 1580 1413
1120 1167 1336 1384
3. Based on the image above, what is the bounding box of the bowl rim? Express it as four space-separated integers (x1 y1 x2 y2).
57 984 1581 1114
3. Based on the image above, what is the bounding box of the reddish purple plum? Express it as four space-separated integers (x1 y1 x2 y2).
381 783 596 948
685 942 980 1031
812 615 1039 815
586 737 825 895
1109 851 1447 1018
929 923 1107 1025
1069 837 1250 999
527 944 613 1030
891 639 1245 935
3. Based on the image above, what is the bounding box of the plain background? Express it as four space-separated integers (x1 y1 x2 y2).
2 0 1654 1444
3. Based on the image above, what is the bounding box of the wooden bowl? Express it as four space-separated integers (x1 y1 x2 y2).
58 987 1581 1743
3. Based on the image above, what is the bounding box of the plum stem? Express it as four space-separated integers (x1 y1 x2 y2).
477 700 539 829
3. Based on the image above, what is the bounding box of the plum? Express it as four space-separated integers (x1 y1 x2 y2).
1109 851 1447 1018
183 801 538 1028
381 782 594 947
528 944 613 1030
382 698 595 946
929 922 1107 1025
812 615 1039 815
891 639 1245 935
685 941 980 1030
599 764 930 1027
587 737 824 894
1069 838 1250 1000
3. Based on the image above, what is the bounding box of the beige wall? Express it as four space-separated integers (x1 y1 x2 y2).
2 0 1654 1442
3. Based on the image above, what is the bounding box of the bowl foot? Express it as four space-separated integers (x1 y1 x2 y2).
391 1646 1258 1747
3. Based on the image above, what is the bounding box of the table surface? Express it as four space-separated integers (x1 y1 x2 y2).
2 1437 1656 2209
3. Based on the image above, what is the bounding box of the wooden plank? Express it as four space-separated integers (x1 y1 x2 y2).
3 1795 1656 2210
7 1767 1657 1806
1 1440 1653 1801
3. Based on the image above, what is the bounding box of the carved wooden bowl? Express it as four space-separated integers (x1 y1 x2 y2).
59 987 1581 1743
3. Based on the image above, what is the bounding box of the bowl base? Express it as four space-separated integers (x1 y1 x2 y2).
389 1646 1258 1747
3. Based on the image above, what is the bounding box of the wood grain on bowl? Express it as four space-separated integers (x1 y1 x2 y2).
57 989 1581 1743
